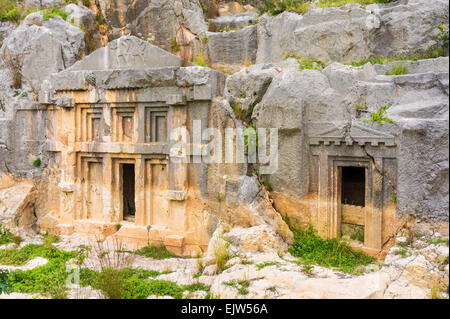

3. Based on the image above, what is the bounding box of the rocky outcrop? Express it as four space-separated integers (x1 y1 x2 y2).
207 0 449 66
248 56 449 230
64 3 103 52
97 0 207 53
0 11 86 89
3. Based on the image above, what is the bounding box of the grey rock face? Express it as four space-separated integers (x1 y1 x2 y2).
250 56 449 222
64 4 102 51
224 63 279 114
209 10 258 32
208 0 449 66
97 0 207 50
0 12 85 89
0 22 15 41
207 25 257 65
387 72 449 222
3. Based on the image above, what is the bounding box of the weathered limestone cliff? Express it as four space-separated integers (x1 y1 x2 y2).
0 0 448 299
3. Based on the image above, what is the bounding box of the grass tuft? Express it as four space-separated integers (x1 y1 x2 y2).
288 224 376 274
133 244 175 259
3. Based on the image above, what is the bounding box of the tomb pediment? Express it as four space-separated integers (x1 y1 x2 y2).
309 122 396 146
67 36 183 71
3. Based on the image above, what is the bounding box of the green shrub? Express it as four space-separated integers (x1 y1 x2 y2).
0 0 21 23
133 244 175 259
288 224 376 274
80 267 186 299
6 245 76 298
33 158 41 167
437 24 449 48
0 243 70 266
0 269 10 294
0 225 14 246
363 104 395 125
42 7 69 21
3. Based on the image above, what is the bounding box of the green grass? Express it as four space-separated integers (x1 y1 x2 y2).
348 46 447 67
386 62 407 75
256 0 394 16
170 38 180 53
255 261 280 270
0 225 14 246
80 267 209 299
3 243 209 299
393 247 409 257
42 7 69 21
283 53 326 71
288 224 376 274
0 243 67 266
0 0 21 23
133 244 175 259
426 237 449 246
223 279 250 295
6 245 77 298
193 52 207 67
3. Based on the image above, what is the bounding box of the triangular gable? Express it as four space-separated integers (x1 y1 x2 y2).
67 36 183 71
309 121 396 146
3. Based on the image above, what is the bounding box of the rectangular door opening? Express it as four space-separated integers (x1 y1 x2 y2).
340 166 366 244
122 164 136 222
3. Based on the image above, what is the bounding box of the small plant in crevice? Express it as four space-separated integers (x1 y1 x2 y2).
386 62 408 75
170 38 180 53
283 52 326 71
436 24 449 53
356 101 368 112
363 104 395 125
133 244 175 260
0 225 14 246
301 261 314 276
255 261 280 270
193 52 207 67
33 158 41 168
1 51 24 89
262 175 273 192
223 279 250 295
213 238 231 273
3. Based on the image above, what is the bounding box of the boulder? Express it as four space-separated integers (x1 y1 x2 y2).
0 183 35 234
0 11 85 89
224 63 278 116
64 4 102 52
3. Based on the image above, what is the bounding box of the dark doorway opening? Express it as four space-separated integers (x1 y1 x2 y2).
341 166 366 207
122 164 135 221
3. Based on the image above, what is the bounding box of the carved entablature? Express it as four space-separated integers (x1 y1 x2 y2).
308 121 396 147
